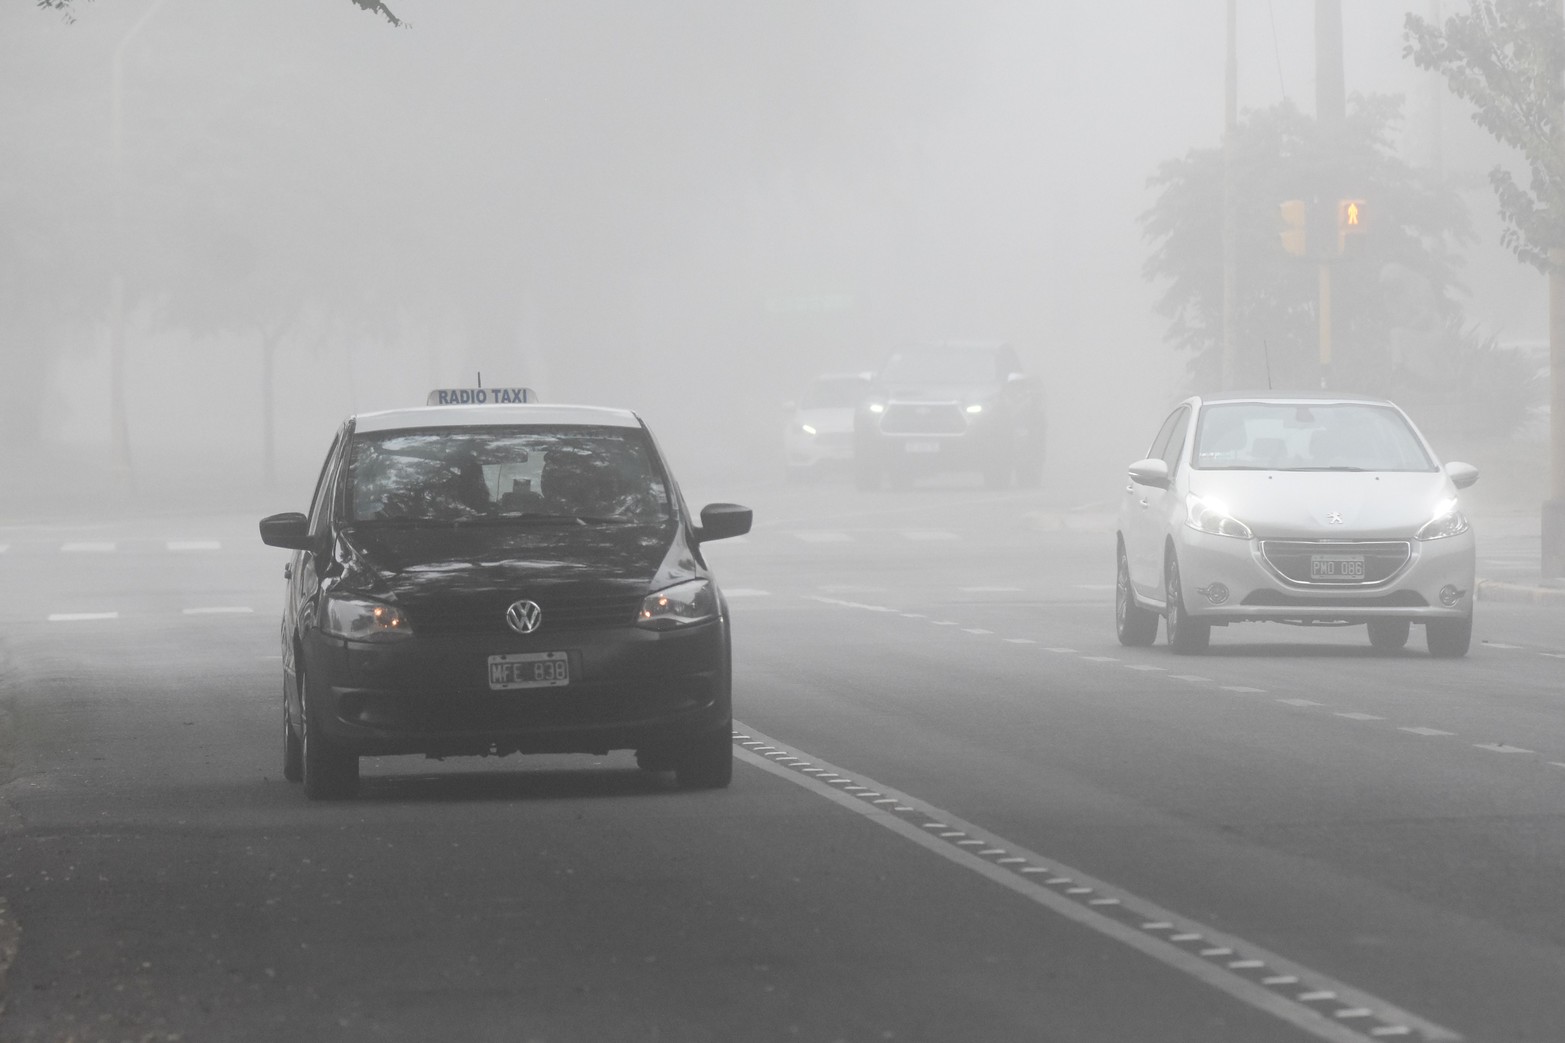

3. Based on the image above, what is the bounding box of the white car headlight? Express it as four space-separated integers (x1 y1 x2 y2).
637 579 718 630
1186 495 1253 539
799 423 818 436
1416 505 1470 541
323 595 413 642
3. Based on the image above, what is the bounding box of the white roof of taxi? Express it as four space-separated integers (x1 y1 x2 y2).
352 403 642 434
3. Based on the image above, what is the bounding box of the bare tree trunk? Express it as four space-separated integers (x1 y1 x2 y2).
1220 0 1239 389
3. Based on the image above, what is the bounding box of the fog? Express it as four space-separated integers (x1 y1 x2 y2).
0 1 1543 516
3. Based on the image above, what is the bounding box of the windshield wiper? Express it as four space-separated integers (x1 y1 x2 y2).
1282 466 1371 472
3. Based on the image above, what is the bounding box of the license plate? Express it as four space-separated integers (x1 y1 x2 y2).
904 440 941 454
487 652 569 690
1310 554 1365 580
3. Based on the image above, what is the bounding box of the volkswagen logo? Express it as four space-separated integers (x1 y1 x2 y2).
505 599 543 634
1326 511 1345 525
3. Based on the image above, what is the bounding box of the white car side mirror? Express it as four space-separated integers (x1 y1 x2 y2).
1127 458 1170 489
1444 461 1479 489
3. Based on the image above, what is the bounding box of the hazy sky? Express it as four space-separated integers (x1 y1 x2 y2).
0 2 1543 503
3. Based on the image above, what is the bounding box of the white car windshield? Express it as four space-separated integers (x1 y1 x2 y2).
1193 403 1436 472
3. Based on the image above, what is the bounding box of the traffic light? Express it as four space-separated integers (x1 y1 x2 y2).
1279 200 1307 257
1338 198 1366 253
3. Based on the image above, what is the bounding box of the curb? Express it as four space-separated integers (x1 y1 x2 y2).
1475 579 1565 605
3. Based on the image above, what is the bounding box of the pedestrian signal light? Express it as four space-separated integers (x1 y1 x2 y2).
1337 199 1367 254
1279 200 1307 257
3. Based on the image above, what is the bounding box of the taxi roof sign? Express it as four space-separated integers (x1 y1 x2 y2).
425 387 538 406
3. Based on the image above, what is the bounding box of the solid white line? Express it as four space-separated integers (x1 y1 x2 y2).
182 607 253 616
1399 727 1456 737
731 728 1459 1043
47 612 119 622
166 540 221 551
60 541 115 553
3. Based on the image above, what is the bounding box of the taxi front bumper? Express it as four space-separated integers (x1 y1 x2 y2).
301 619 730 757
1171 528 1475 624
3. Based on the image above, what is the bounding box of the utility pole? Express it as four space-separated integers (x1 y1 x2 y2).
1545 0 1565 578
1315 0 1345 389
1220 0 1238 389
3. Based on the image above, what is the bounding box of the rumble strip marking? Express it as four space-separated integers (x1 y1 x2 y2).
732 723 1460 1043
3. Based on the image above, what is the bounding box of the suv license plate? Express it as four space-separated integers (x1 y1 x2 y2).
904 440 941 454
1310 555 1365 580
488 652 569 690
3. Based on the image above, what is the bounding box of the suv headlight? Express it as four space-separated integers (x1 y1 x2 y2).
322 595 414 642
637 579 718 630
1416 504 1470 541
1186 495 1253 539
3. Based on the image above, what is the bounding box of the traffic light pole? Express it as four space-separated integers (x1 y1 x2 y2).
1318 263 1333 389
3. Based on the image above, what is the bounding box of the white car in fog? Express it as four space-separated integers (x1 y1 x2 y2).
784 372 872 481
1115 392 1478 657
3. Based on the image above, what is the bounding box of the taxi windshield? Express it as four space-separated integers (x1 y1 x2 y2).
1193 402 1436 472
346 425 673 526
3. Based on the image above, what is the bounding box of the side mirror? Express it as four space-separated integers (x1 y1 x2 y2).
259 512 317 551
698 503 753 542
1444 461 1479 489
1127 458 1170 489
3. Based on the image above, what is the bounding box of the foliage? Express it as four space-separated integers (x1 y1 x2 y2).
36 0 406 28
1141 96 1471 393
1405 0 1565 270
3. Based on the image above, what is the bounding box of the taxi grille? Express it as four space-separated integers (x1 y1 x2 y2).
879 403 966 435
406 592 644 635
1259 540 1411 586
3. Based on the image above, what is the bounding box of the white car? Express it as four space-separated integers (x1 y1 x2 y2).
1115 392 1478 657
784 372 872 481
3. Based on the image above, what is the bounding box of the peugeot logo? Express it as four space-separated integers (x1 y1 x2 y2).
1326 511 1345 525
505 599 543 634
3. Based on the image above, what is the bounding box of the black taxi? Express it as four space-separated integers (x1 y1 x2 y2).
259 394 752 800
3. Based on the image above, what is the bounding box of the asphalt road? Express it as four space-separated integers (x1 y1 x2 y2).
1 477 1562 1042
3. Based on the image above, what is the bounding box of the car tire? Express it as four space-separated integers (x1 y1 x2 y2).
300 671 359 800
1116 546 1159 647
1366 619 1411 651
282 683 303 784
1425 615 1472 659
1164 552 1210 655
674 725 733 789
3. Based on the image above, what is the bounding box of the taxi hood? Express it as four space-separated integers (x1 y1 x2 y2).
333 522 695 601
1187 470 1459 540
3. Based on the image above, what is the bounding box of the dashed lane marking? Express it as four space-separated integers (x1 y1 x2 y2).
1399 727 1457 737
1004 638 1036 645
1334 713 1386 722
731 724 1460 1043
794 531 852 543
1170 675 1212 684
1127 665 1166 672
1045 647 1078 654
47 612 119 622
1223 686 1266 693
60 541 115 553
1278 698 1325 707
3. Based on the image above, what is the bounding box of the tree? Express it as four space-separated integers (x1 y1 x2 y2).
1141 95 1470 394
1405 0 1565 577
37 0 406 28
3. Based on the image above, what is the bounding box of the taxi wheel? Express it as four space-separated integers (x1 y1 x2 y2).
1425 615 1472 659
282 689 303 784
1164 553 1210 655
1367 619 1411 651
1116 547 1159 647
300 672 359 800
674 726 733 789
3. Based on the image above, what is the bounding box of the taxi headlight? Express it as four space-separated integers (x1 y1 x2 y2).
1185 495 1253 540
637 579 718 630
322 595 414 642
1416 507 1470 541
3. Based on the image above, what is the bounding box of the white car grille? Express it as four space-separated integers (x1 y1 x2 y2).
1259 540 1412 586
